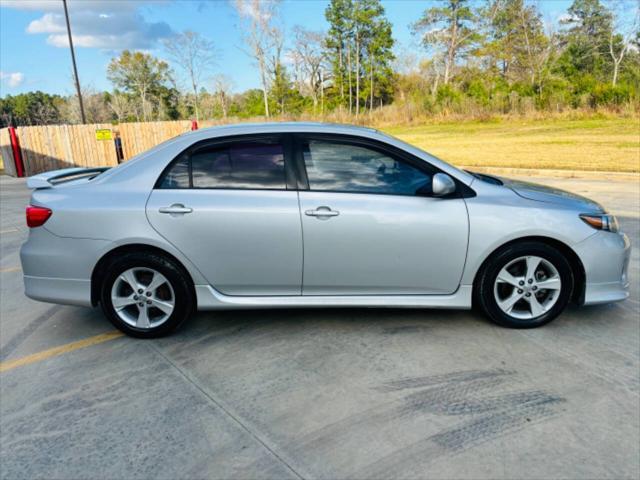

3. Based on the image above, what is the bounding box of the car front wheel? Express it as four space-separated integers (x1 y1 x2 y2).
476 242 574 328
100 252 194 338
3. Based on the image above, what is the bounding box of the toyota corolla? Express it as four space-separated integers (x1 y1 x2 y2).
20 123 631 337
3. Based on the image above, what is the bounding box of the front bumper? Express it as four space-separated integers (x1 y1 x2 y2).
574 231 631 305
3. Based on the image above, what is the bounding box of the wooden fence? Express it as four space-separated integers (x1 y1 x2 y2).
0 120 199 176
18 124 120 174
118 120 192 160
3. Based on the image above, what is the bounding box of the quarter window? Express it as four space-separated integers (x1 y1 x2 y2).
161 155 189 189
302 140 432 195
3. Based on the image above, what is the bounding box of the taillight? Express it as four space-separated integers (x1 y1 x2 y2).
26 205 52 228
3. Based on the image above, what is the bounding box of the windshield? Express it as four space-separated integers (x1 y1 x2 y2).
374 130 473 181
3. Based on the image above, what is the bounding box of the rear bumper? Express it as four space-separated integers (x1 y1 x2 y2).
20 227 107 307
23 275 92 307
574 231 631 306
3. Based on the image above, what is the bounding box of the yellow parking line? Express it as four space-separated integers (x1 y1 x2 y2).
0 331 124 373
0 266 21 273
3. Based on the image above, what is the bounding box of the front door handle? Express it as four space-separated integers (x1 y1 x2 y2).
305 206 340 218
159 204 193 215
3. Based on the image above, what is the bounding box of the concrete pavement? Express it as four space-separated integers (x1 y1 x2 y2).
1 173 638 479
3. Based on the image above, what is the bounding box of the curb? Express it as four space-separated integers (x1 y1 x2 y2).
460 166 640 181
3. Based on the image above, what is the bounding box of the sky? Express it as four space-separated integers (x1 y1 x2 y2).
0 0 579 97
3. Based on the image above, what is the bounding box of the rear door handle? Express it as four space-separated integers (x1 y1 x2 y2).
159 204 193 215
305 206 340 218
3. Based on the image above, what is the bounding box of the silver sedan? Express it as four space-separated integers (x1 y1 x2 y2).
20 123 631 337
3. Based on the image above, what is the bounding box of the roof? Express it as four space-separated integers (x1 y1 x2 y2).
184 121 380 138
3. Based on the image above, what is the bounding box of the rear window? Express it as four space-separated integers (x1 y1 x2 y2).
159 140 286 190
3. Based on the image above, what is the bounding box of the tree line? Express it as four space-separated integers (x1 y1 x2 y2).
1 0 638 128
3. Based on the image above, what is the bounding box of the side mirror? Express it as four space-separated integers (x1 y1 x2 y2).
432 173 456 197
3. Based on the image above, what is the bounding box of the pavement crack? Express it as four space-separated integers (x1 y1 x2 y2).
146 342 306 480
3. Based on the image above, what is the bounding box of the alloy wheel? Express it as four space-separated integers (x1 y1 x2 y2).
493 255 562 320
110 267 175 329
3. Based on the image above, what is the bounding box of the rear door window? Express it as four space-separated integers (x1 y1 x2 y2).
160 139 286 190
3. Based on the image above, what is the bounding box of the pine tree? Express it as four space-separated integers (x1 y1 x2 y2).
560 0 614 81
412 0 481 85
325 0 395 113
325 0 353 107
485 0 550 86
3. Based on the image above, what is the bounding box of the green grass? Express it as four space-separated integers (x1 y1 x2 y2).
382 117 640 172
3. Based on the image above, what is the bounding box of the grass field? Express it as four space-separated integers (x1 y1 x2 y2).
382 117 639 173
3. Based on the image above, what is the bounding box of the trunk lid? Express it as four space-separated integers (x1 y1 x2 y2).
26 167 110 190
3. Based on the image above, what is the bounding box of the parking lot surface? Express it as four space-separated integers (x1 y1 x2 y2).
1 173 639 479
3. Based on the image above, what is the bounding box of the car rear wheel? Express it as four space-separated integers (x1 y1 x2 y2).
475 242 574 328
100 252 194 338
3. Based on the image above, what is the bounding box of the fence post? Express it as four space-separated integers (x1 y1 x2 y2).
113 132 124 164
8 127 25 177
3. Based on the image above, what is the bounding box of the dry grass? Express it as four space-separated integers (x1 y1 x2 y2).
203 111 639 172
382 117 640 173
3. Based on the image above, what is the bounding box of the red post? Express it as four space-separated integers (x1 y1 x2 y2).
8 127 25 178
191 120 199 131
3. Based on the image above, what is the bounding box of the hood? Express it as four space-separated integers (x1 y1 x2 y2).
500 177 605 213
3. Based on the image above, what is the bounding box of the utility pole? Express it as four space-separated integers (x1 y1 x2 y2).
62 0 86 123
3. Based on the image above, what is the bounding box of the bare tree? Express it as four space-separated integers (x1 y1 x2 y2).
347 42 353 113
266 19 285 89
516 1 556 93
420 56 444 97
292 26 327 113
233 0 282 117
62 82 111 124
354 0 361 116
163 31 217 121
288 49 305 93
107 92 133 123
211 74 235 118
608 0 639 86
33 101 63 125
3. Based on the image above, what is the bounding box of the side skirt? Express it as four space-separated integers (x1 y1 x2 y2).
195 285 473 310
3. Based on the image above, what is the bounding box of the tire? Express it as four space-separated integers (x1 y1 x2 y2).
475 242 574 328
100 252 195 338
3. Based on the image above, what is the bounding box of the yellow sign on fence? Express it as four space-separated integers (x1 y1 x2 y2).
95 129 113 141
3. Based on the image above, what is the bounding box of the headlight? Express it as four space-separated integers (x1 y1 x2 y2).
580 213 619 232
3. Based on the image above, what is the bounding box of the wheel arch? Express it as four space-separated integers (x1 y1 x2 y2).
91 243 197 307
472 236 586 305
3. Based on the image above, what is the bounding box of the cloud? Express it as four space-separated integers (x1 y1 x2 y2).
234 0 273 23
0 71 25 88
3 0 173 50
1 1 66 11
26 13 66 33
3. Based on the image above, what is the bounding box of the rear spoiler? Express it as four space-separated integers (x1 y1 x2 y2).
26 167 110 189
